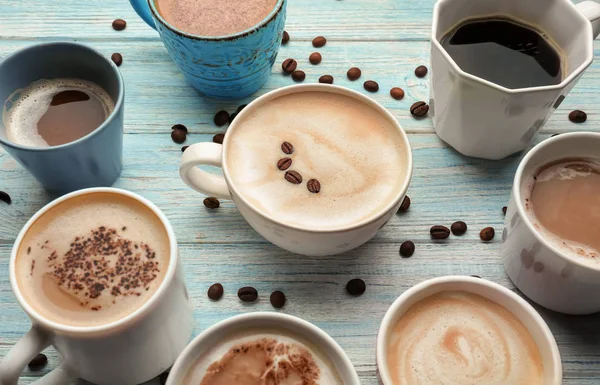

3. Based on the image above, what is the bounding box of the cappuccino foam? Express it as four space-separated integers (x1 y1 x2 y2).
183 329 342 385
15 192 170 327
227 91 409 230
386 291 543 385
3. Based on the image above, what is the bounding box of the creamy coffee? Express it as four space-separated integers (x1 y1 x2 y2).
156 0 278 36
183 329 342 385
386 291 543 385
3 78 114 147
15 192 170 327
226 91 409 230
526 158 600 265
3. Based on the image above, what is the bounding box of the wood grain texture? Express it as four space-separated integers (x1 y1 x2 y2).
1 0 600 384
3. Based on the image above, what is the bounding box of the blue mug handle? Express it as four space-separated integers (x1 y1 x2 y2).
129 0 157 30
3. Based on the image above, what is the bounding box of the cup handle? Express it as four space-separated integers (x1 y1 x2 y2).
577 1 600 39
129 0 157 30
180 143 232 199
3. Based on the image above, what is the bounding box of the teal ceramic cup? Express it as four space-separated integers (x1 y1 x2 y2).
129 0 286 99
0 42 124 194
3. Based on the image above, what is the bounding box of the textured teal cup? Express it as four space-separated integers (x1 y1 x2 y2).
130 0 286 99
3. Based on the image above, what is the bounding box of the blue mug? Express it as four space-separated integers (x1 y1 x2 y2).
0 42 124 194
129 0 286 99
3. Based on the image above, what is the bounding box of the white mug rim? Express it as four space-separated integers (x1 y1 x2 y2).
376 275 562 384
167 311 360 384
431 0 594 94
8 187 179 335
220 83 414 234
512 131 600 272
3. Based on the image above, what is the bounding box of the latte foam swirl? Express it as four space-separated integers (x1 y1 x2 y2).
386 291 543 385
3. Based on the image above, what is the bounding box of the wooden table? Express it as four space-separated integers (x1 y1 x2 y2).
1 0 600 383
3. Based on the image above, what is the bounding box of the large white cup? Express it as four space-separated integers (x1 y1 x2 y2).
0 188 194 385
430 0 600 159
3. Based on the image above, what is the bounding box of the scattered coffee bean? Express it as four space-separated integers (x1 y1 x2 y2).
282 30 290 44
181 146 189 152
551 133 561 137
0 191 11 204
270 291 286 308
502 206 507 215
471 275 481 279
430 225 450 240
307 179 321 193
228 112 238 124
400 240 415 257
390 87 405 100
110 53 123 67
312 36 327 47
112 19 127 31
277 157 292 171
415 65 428 78
171 126 187 144
347 67 361 81
410 101 429 118
159 371 169 385
282 58 297 73
238 286 258 302
398 195 411 212
207 283 224 300
451 221 467 236
319 75 334 84
213 133 225 144
309 52 322 64
28 354 48 370
346 278 366 296
480 227 495 241
363 80 379 92
214 110 230 126
237 104 247 113
281 141 294 154
172 124 188 133
285 170 303 184
292 70 306 82
203 197 220 209
569 109 587 123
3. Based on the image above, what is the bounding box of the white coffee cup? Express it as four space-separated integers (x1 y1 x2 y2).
179 84 413 256
502 132 600 314
0 188 194 385
430 0 600 159
166 312 360 384
377 276 562 384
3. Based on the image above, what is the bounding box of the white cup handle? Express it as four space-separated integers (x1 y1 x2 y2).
179 142 232 199
577 1 600 39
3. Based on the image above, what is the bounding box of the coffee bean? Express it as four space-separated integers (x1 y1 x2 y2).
400 240 415 257
312 36 327 48
319 75 334 84
480 227 495 241
181 146 189 152
292 70 306 82
285 170 302 184
415 65 428 78
110 53 123 67
281 141 294 154
171 128 187 144
309 52 322 64
203 197 220 209
471 275 481 279
214 110 230 126
0 191 11 204
270 291 286 308
307 179 321 193
398 195 411 212
228 112 238 124
238 286 258 302
346 278 366 296
172 124 188 133
112 19 127 31
207 283 224 300
237 104 247 113
430 225 450 240
451 221 467 236
410 101 429 118
159 371 169 385
277 157 292 171
347 67 361 81
282 58 297 73
282 30 290 44
363 80 379 92
551 133 561 137
569 109 587 123
213 133 225 144
28 354 48 370
390 87 405 100
502 206 507 215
